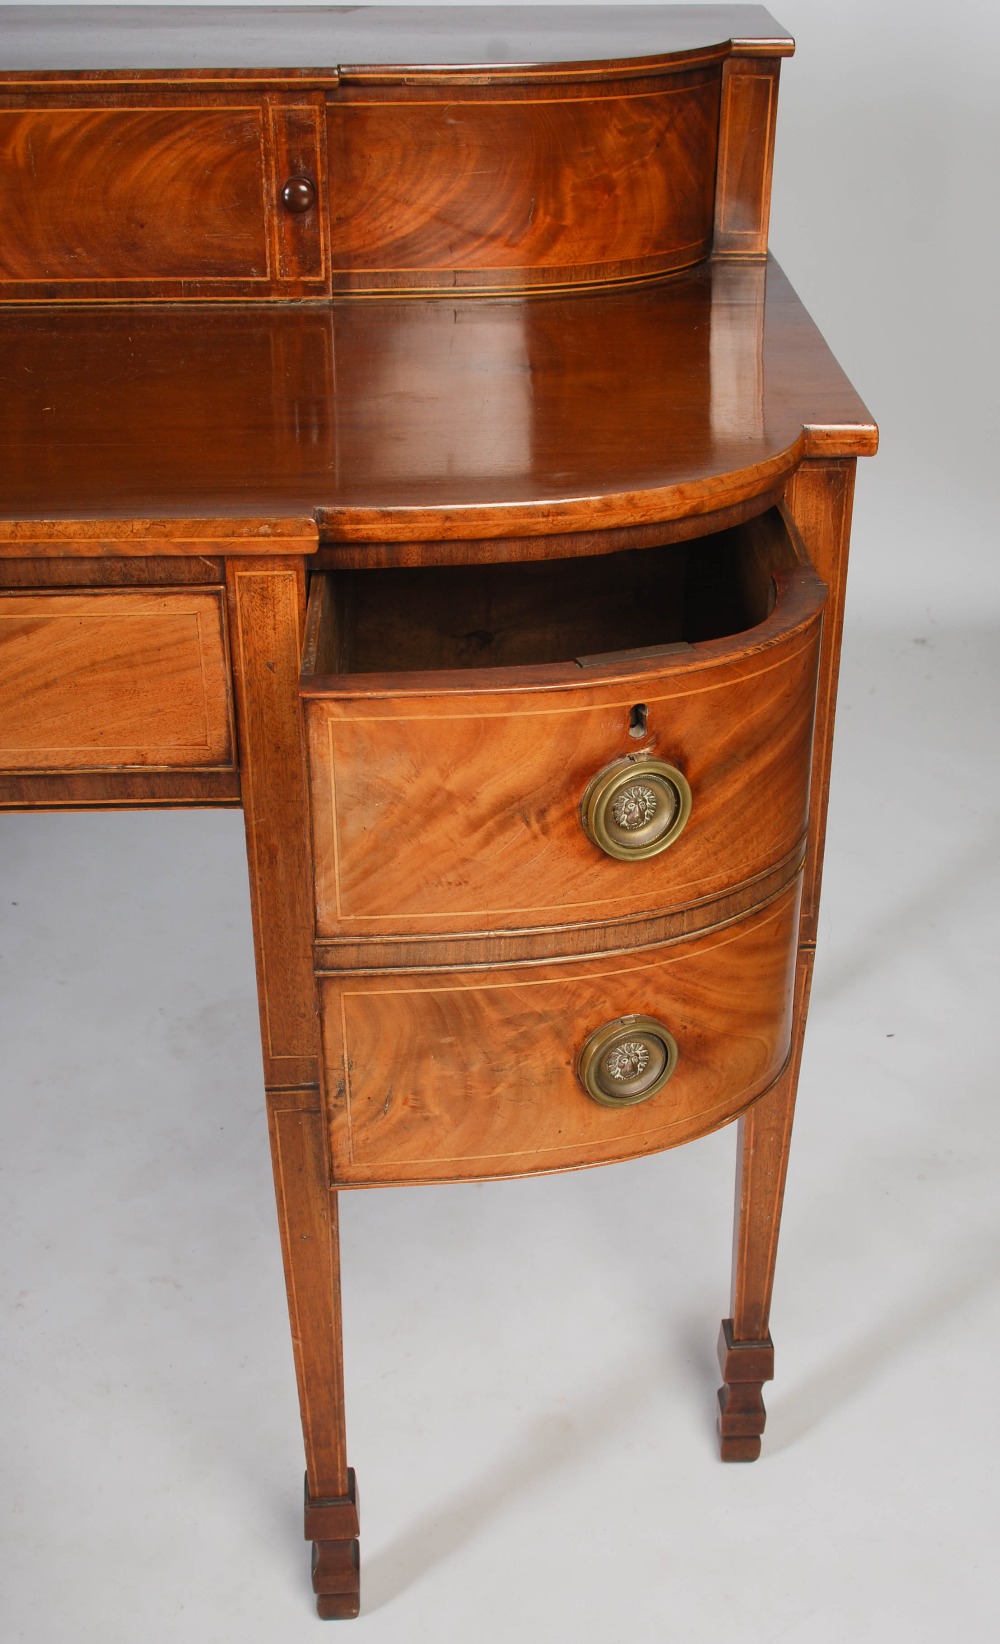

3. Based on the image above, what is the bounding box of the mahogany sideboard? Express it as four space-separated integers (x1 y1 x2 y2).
0 5 877 1619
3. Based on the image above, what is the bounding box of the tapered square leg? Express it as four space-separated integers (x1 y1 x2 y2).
269 1099 359 1614
719 458 862 1463
227 559 360 1613
720 945 813 1461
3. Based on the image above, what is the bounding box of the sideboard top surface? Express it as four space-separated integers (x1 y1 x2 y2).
0 259 876 543
0 6 793 78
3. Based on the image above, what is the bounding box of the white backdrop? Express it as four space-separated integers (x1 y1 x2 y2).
2 6 998 1642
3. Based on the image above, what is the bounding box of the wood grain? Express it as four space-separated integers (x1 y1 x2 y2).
306 1466 361 1619
302 544 823 939
783 458 859 940
716 1318 774 1461
312 490 787 571
266 95 327 287
0 8 796 305
267 1089 350 1496
226 559 317 1088
0 10 875 1616
714 56 781 255
0 587 234 770
327 70 720 293
316 501 805 673
0 767 240 809
269 1083 359 1617
318 879 801 1186
0 555 225 587
0 90 332 301
0 518 319 560
0 103 271 295
312 1536 361 1621
713 462 863 1452
0 263 875 538
313 846 805 973
729 943 815 1338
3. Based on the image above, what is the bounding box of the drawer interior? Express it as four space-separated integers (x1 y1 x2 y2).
305 507 803 678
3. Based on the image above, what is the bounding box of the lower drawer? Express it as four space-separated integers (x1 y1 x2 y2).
0 588 236 799
318 878 801 1186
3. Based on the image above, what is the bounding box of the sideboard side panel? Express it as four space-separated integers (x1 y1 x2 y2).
713 55 781 256
720 456 859 1446
783 457 858 939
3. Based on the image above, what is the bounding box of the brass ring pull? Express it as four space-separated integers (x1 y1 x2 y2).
581 756 691 861
578 1015 679 1107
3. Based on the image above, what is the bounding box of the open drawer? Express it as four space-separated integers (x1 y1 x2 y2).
301 508 825 943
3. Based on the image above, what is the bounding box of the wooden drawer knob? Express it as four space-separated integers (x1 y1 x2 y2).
581 757 691 860
281 175 317 214
578 1016 679 1107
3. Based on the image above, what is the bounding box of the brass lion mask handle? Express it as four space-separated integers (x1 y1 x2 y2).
581 756 692 861
577 1015 679 1107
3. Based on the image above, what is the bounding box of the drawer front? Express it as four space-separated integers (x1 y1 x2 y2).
327 68 720 294
0 99 325 299
319 879 800 1186
304 599 822 939
0 589 234 771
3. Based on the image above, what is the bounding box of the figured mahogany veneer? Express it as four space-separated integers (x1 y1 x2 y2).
318 878 800 1186
301 510 824 941
0 94 328 301
327 69 722 294
0 5 793 302
0 587 236 804
0 5 877 1624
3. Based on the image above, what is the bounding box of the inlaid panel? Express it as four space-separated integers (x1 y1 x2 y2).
0 98 326 299
327 69 721 292
0 588 234 770
0 107 267 282
714 57 781 253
